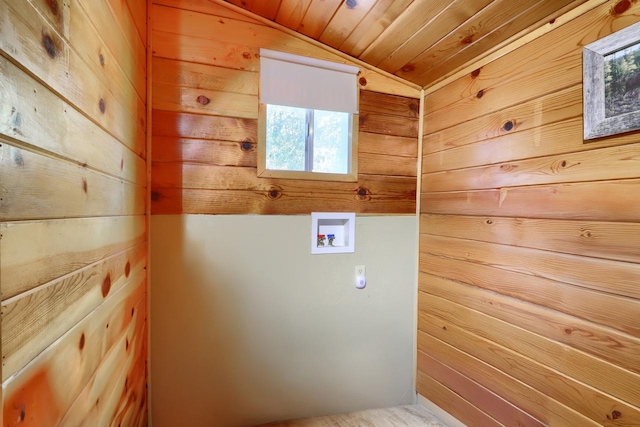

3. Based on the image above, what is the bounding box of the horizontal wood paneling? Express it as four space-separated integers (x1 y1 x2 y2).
423 142 640 192
420 309 640 426
3 275 146 426
420 214 640 263
0 143 146 221
1 216 146 299
2 243 147 380
417 330 599 427
421 85 582 155
1 0 148 424
152 56 258 95
151 0 419 215
152 163 416 193
421 233 640 300
418 1 640 424
0 0 145 156
0 56 146 184
151 187 417 216
219 0 579 87
418 352 544 427
421 179 640 222
421 250 640 338
418 285 640 408
78 0 147 100
152 2 419 98
153 110 257 142
58 297 147 426
416 370 503 427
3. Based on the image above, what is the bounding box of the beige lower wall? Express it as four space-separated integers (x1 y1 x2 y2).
150 214 417 426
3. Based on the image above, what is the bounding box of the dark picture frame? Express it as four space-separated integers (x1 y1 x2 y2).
583 21 640 140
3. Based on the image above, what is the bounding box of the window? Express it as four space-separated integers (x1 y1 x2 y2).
258 49 359 181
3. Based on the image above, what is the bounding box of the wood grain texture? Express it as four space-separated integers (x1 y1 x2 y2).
420 310 640 426
422 84 582 155
416 371 503 427
417 331 599 427
418 352 544 427
298 0 343 40
151 186 416 215
409 0 587 87
78 0 147 100
0 144 146 221
418 1 640 425
152 2 419 98
1 216 146 299
423 142 640 192
1 0 148 425
376 0 494 74
318 0 377 49
420 249 640 337
418 288 640 408
0 55 145 184
2 243 146 381
420 214 640 263
151 1 419 215
2 274 145 426
259 405 450 427
423 1 640 127
0 0 145 155
219 0 576 87
421 179 640 222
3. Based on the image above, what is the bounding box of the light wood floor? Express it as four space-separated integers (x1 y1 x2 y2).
258 405 451 426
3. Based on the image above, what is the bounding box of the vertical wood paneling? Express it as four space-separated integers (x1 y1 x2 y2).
150 0 419 215
418 2 640 425
0 0 148 425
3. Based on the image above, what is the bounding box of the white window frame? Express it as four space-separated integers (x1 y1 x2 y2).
258 49 359 182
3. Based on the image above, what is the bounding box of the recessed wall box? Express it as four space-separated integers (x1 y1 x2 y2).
311 212 355 254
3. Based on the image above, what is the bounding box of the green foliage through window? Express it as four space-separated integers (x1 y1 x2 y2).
265 105 350 174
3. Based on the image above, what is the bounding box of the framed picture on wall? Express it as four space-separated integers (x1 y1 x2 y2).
583 21 640 140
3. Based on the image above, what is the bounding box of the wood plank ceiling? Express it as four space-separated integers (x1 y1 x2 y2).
224 0 587 88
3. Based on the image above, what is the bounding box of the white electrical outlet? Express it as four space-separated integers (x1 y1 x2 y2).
355 265 365 276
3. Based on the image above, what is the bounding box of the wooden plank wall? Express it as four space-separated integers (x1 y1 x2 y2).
418 1 640 426
0 0 148 425
150 0 420 215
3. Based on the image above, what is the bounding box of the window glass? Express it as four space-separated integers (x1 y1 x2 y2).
265 105 307 171
312 110 350 174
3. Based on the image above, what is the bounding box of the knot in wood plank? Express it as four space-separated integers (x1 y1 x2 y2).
101 273 111 297
42 34 57 59
197 95 210 105
267 187 282 199
356 187 370 199
99 98 106 114
359 77 367 86
503 120 514 131
612 0 631 15
46 0 59 15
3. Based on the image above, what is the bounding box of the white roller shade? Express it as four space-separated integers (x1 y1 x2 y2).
260 48 359 113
